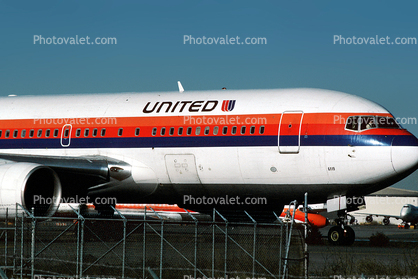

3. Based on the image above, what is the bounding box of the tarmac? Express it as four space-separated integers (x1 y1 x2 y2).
309 225 418 276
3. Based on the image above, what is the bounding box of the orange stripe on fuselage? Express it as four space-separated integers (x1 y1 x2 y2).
0 112 407 140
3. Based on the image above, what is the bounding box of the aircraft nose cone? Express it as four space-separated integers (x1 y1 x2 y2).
391 135 418 174
400 205 413 222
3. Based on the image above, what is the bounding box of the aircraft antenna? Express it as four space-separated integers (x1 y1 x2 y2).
177 81 184 93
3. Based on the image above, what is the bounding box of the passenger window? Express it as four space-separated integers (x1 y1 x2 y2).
231 126 237 135
0 130 2 138
29 129 34 138
195 127 201 135
13 130 18 138
84 129 89 137
152 128 157 136
76 129 81 137
93 128 98 137
259 126 265 134
21 129 26 138
5 130 10 138
37 129 42 138
222 126 228 135
64 129 69 137
101 128 106 137
241 126 246 135
187 127 192 135
346 116 359 131
204 126 210 135
160 127 166 136
45 129 50 138
118 128 123 136
169 127 175 136
250 126 255 134
213 126 219 135
53 129 59 137
178 127 183 136
135 128 140 136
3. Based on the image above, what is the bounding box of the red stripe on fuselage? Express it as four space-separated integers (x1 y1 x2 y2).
0 112 409 140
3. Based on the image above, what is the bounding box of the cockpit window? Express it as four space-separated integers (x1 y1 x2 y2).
360 116 377 131
345 116 359 131
376 116 400 129
346 115 400 132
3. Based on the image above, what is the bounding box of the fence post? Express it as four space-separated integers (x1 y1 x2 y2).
76 215 80 278
245 211 257 278
13 204 19 277
5 208 8 267
68 204 85 279
143 207 146 279
282 200 298 279
31 208 35 279
213 209 228 278
212 208 215 279
274 212 284 279
112 205 127 279
224 217 228 278
160 219 164 279
20 211 23 279
304 192 309 279
79 214 84 279
122 218 126 279
148 207 165 279
184 209 198 279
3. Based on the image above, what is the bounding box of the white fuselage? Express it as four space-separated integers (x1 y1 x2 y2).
0 88 417 216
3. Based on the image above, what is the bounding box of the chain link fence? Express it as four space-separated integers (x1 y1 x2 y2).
0 205 305 279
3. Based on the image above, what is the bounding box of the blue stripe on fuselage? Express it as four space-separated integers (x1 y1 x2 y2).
0 135 415 149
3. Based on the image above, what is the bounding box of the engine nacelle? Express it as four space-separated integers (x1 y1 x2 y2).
88 159 159 203
0 163 62 218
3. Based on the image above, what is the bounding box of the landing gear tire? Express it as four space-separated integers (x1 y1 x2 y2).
383 217 390 226
328 226 355 246
328 226 344 245
366 215 373 223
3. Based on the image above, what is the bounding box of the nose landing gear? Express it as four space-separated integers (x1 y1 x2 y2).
328 211 355 246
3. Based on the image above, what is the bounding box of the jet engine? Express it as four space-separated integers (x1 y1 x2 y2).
0 163 62 218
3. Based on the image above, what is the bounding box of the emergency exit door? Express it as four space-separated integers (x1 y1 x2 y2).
278 111 303 153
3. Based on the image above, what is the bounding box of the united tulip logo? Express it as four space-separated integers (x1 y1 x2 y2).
221 100 236 112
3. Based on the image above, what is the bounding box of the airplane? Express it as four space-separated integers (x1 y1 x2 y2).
55 203 211 221
0 86 417 246
54 202 329 227
280 206 329 228
362 204 418 228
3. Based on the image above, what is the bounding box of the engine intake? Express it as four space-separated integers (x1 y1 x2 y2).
0 163 62 218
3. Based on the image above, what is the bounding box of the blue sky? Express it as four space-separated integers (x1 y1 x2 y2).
0 0 417 190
